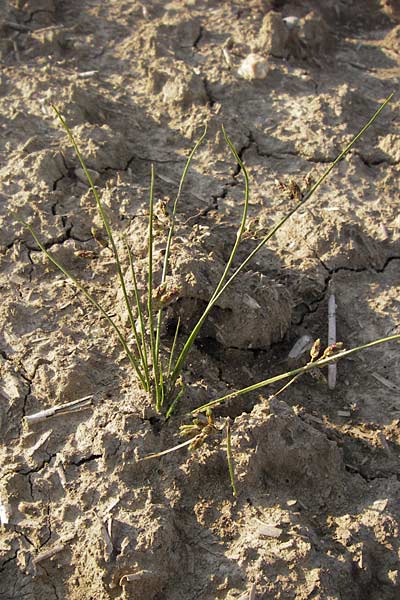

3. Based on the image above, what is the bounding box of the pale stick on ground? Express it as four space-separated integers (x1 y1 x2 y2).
24 395 93 426
328 293 337 390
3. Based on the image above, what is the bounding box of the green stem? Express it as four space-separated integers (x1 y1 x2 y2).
192 333 400 415
146 165 161 409
24 223 147 387
167 317 181 381
171 93 393 395
154 127 207 402
126 241 150 390
168 126 250 400
52 105 146 386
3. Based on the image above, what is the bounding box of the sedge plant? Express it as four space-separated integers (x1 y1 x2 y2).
22 94 398 426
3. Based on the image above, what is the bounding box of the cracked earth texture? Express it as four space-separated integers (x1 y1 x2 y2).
0 1 400 599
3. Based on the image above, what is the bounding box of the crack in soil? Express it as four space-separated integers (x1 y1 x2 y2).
0 348 11 361
25 224 95 254
296 255 400 325
118 153 186 173
0 550 18 574
52 174 65 192
71 453 102 467
203 77 216 107
14 528 35 548
192 26 203 50
357 152 399 167
18 452 56 477
38 504 52 549
25 229 71 252
251 143 337 165
234 132 254 175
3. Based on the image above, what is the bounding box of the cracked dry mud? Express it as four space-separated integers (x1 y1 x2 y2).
0 1 400 599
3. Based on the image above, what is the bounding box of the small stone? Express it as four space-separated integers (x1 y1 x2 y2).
257 523 282 538
372 499 388 512
238 54 269 80
337 410 351 417
283 16 300 31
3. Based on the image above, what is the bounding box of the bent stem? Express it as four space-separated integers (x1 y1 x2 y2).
52 105 148 389
191 332 400 415
146 164 162 409
169 93 393 406
24 223 147 387
167 126 250 404
153 128 207 407
126 241 150 388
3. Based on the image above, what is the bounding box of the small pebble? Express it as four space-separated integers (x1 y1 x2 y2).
238 54 269 80
337 410 351 417
282 16 300 30
257 524 282 538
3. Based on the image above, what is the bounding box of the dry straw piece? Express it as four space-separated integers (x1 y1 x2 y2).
328 293 337 390
24 395 93 427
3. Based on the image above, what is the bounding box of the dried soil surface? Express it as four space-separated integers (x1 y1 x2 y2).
0 1 400 599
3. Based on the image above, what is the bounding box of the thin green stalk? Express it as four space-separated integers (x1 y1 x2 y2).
52 106 146 384
209 126 250 301
167 317 181 381
160 126 208 286
191 333 400 415
171 93 393 396
24 222 147 387
146 165 162 409
154 127 207 397
165 378 184 420
126 241 150 389
167 126 250 402
226 419 237 497
269 373 301 400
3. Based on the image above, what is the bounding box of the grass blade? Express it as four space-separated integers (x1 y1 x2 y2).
167 317 181 381
170 93 393 400
160 126 208 288
165 377 184 420
210 125 250 300
168 126 250 400
23 222 147 387
154 127 207 402
146 164 162 409
191 333 400 415
126 241 150 390
52 105 146 383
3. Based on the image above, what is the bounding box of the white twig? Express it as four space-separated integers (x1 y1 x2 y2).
24 395 93 426
33 543 65 565
100 520 113 560
32 533 75 573
328 294 337 389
